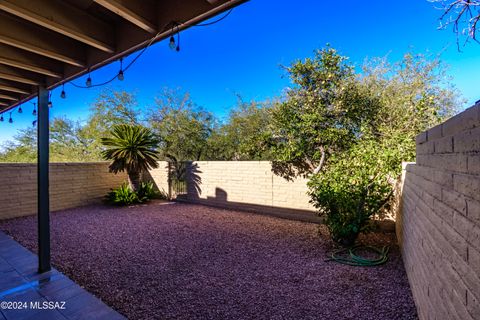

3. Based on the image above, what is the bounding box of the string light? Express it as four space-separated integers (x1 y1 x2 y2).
169 35 176 50
32 103 37 116
176 29 181 52
48 92 52 108
86 70 92 87
69 11 235 89
60 84 66 99
117 58 124 81
0 9 235 119
168 24 181 51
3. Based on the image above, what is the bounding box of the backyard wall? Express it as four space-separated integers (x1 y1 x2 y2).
398 103 480 320
144 161 170 196
0 162 126 220
148 161 319 222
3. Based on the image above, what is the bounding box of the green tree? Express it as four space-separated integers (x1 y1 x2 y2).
0 126 37 162
0 89 140 163
101 124 160 192
268 46 379 180
50 117 98 162
207 98 273 160
269 46 460 245
360 52 459 161
148 88 215 162
80 89 140 159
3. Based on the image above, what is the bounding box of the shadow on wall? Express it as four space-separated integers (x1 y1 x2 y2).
142 162 171 198
183 161 202 200
207 187 227 203
145 161 321 223
180 162 321 224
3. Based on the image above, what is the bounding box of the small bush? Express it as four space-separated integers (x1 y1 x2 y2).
308 138 400 246
137 181 157 202
107 183 139 205
106 181 165 205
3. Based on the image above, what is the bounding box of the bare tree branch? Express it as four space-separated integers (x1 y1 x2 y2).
431 0 480 49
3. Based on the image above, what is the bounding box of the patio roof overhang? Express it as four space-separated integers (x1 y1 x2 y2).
0 0 247 112
0 0 248 274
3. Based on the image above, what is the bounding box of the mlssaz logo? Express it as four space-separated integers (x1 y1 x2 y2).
30 301 66 310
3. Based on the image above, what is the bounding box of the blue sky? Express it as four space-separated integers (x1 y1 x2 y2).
1 0 480 146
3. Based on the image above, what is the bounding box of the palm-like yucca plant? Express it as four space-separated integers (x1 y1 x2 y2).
101 124 160 192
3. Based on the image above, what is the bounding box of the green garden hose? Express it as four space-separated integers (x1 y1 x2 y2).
326 245 389 266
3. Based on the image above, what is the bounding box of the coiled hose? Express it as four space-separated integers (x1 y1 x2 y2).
326 245 389 266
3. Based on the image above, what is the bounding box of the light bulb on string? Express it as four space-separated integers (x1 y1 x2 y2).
60 84 66 99
117 58 124 81
32 103 37 116
169 36 176 50
0 115 3 122
8 112 13 123
86 70 92 87
48 92 52 108
18 106 22 114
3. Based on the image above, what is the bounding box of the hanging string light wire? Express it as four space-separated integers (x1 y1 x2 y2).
70 8 234 88
0 8 235 116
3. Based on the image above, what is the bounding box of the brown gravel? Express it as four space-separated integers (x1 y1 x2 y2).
0 202 417 320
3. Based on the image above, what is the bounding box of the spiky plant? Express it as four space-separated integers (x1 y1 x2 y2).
101 124 160 192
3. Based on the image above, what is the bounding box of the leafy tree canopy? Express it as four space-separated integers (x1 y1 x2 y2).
206 97 273 161
148 88 215 162
269 46 460 244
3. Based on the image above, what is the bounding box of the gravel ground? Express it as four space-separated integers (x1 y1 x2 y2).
0 202 417 320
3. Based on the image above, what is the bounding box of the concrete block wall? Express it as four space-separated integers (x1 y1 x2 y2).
398 103 480 320
148 161 319 222
143 161 170 195
186 161 317 221
0 162 126 220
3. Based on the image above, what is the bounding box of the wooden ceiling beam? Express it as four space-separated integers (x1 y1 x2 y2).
0 72 38 85
0 84 28 94
0 93 17 100
0 79 31 94
0 13 86 67
0 0 248 114
0 44 64 79
0 34 84 68
0 56 62 78
94 0 157 33
0 0 115 52
0 65 43 85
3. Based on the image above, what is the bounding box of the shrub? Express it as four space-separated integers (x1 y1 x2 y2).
308 138 400 246
107 183 139 205
107 181 161 205
137 181 157 202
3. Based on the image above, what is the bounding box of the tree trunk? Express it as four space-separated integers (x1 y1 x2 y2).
128 170 141 193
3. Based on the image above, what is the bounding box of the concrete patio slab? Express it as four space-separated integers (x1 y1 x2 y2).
0 231 124 320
